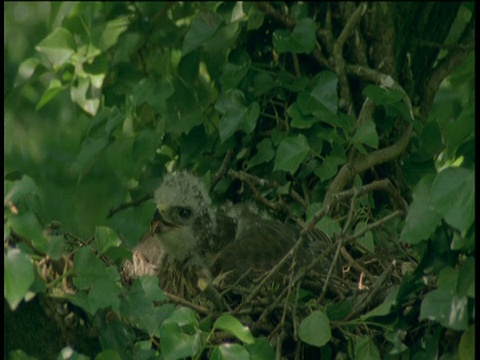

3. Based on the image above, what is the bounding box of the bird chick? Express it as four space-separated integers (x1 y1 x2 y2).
131 171 219 301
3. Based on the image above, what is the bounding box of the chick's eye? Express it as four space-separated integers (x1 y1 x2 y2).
178 208 192 219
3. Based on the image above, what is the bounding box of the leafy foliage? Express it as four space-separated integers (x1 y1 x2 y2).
4 2 474 359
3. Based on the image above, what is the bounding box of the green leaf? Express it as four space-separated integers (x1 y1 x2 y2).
213 314 255 344
245 338 275 360
363 85 404 105
314 154 345 182
430 167 475 232
8 349 39 360
298 310 331 347
131 76 174 112
400 175 442 244
100 17 129 51
274 134 310 174
288 102 318 129
94 226 122 255
120 276 169 334
445 107 474 159
166 306 198 329
246 5 265 31
95 349 122 360
310 71 339 116
325 299 353 321
419 289 469 331
87 278 122 315
57 347 90 360
36 78 63 111
457 257 475 298
415 120 443 161
253 72 275 96
182 13 222 55
273 18 316 54
159 322 202 360
241 102 260 134
15 57 42 86
354 336 381 360
73 247 110 290
220 60 250 91
7 212 49 254
4 248 35 310
216 90 259 142
35 27 76 68
70 76 100 115
247 138 275 168
352 121 379 152
211 344 250 360
384 330 408 355
361 287 398 319
459 325 475 360
46 235 65 261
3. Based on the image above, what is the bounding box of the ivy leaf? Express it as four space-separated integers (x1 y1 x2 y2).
298 310 331 347
247 138 275 168
159 322 202 360
363 85 404 105
420 289 469 331
35 27 76 69
94 226 122 255
211 344 250 360
213 315 255 344
400 175 442 244
36 78 63 111
430 167 474 232
352 121 379 152
73 247 110 290
216 90 259 142
4 248 35 310
245 339 275 360
274 134 310 174
310 71 339 116
354 336 381 360
273 18 316 54
182 13 222 55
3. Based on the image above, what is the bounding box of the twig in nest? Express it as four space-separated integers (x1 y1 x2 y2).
346 260 395 320
163 291 210 315
254 286 289 328
340 247 375 283
107 193 153 219
228 169 283 212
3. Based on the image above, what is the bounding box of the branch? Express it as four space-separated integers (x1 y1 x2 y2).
210 150 234 191
324 124 413 206
107 193 152 219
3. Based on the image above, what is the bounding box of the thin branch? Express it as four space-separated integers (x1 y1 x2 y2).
210 150 234 191
107 193 152 219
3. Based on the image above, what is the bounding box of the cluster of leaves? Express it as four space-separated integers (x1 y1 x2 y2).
4 2 475 360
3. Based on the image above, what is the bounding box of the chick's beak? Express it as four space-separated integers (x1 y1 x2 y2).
151 206 179 234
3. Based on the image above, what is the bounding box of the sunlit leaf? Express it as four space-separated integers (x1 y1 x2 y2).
35 27 75 68
213 315 255 344
4 248 35 310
